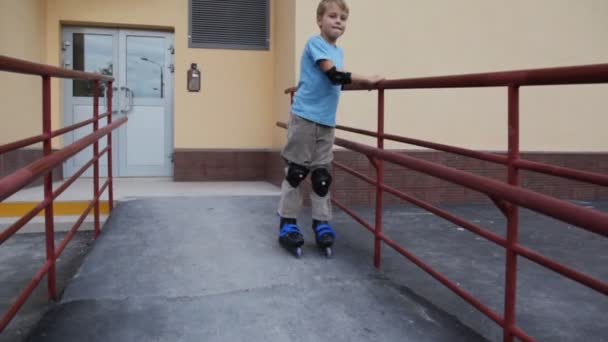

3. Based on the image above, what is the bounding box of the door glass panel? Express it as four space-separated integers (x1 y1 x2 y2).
126 36 165 99
72 33 113 97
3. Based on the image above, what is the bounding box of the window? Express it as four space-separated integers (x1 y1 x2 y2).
189 0 269 50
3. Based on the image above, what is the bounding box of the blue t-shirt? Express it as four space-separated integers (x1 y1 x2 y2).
291 35 344 127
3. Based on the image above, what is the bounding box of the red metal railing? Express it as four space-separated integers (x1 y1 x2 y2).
281 63 608 342
0 55 127 332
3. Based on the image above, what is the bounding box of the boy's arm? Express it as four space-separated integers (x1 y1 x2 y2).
318 60 384 89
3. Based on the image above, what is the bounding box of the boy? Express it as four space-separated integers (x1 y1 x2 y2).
278 0 384 257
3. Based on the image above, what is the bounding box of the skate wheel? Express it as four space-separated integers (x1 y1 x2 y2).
324 247 332 258
295 247 302 258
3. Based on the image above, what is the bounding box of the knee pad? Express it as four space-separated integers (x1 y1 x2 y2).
286 163 309 188
311 168 332 197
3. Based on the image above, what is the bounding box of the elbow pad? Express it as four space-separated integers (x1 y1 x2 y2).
325 66 352 85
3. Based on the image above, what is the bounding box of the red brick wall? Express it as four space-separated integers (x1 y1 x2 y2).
173 148 607 207
265 152 285 186
0 148 63 188
174 149 269 181
266 150 608 207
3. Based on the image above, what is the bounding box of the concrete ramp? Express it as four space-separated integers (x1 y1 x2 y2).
25 197 484 342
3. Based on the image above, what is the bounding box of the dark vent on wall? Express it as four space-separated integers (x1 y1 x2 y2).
189 0 269 50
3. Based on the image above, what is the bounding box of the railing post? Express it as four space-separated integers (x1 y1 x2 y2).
374 89 385 268
503 85 520 342
42 75 56 301
93 80 100 238
107 81 114 211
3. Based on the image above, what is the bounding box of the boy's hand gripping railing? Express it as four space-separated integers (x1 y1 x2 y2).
280 62 608 342
0 55 127 332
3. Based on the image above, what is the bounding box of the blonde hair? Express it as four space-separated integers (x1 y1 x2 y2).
316 0 349 20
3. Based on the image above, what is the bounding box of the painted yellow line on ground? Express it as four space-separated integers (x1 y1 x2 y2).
0 201 110 217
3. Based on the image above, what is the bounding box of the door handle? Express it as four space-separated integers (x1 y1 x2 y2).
119 86 134 114
104 86 119 114
125 87 133 113
105 86 119 100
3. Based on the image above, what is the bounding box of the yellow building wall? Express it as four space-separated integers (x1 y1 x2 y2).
44 0 275 149
2 1 607 152
293 0 608 151
272 0 296 147
0 0 46 145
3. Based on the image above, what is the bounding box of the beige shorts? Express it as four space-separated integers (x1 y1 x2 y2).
281 113 335 169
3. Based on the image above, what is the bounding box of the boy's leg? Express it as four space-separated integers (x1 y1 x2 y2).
310 166 332 221
277 167 306 257
277 113 316 219
310 165 334 249
310 122 335 221
277 164 308 219
277 114 318 256
310 124 336 251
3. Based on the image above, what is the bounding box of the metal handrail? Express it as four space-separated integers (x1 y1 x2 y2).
0 117 125 203
0 55 126 332
0 55 113 80
0 112 111 155
281 62 608 342
346 63 608 90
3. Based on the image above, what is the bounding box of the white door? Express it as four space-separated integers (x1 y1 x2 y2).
62 27 174 177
